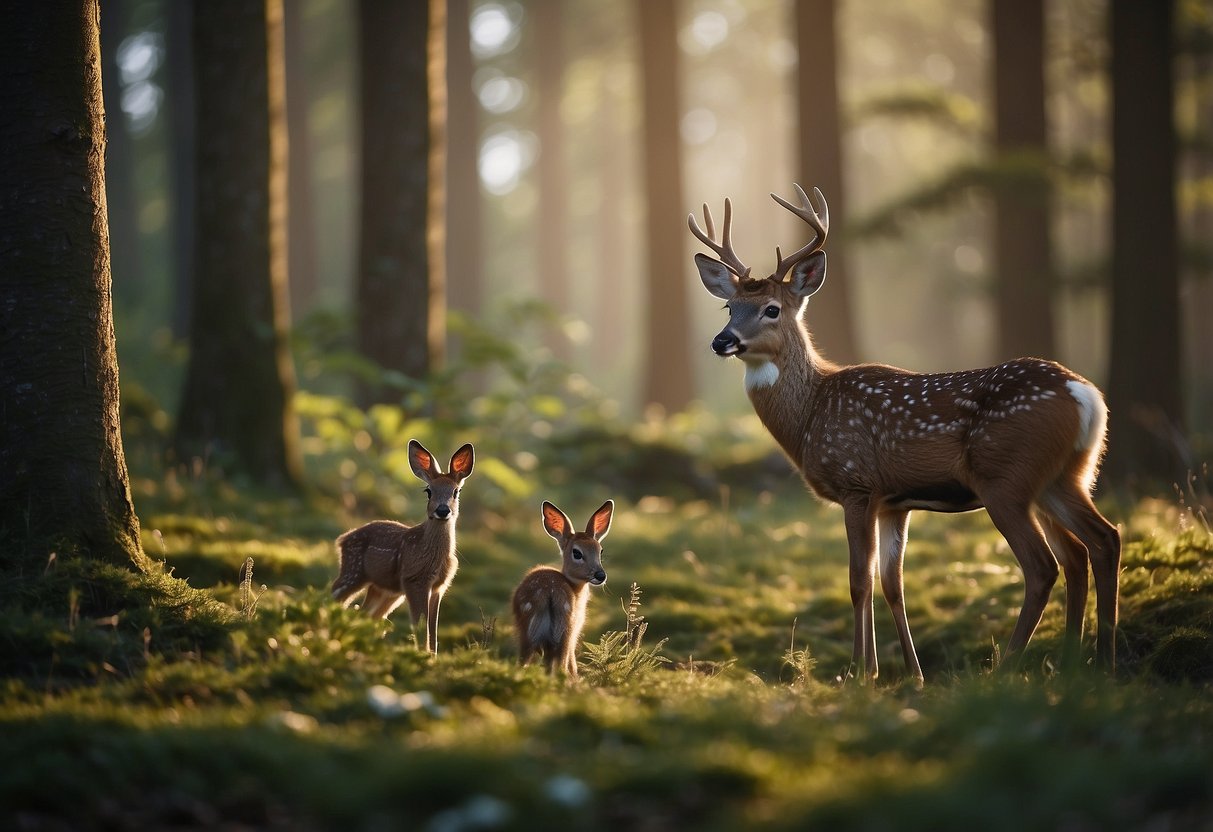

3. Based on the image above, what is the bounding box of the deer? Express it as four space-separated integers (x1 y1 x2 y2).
689 184 1121 684
331 440 474 655
512 500 613 678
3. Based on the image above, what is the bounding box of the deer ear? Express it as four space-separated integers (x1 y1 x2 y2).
448 443 474 481
696 253 737 300
585 500 614 540
408 440 439 482
787 251 826 299
541 501 573 541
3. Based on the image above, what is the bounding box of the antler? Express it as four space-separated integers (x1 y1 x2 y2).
688 199 751 278
771 184 829 281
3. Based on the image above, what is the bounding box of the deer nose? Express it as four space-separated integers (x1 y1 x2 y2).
434 504 451 520
712 331 741 356
591 569 607 585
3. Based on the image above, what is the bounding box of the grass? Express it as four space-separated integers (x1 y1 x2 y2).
3 419 1213 829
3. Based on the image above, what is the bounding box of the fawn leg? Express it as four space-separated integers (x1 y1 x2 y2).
843 500 879 683
983 498 1060 669
877 509 923 685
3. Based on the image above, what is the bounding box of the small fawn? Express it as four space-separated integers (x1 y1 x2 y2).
512 500 613 677
691 185 1120 682
331 440 474 654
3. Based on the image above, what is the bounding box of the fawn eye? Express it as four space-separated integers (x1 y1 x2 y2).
572 548 584 562
763 305 780 319
424 487 432 497
452 489 460 498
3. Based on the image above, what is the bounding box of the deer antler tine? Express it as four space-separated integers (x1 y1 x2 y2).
812 186 828 225
687 196 750 278
772 184 830 281
703 203 715 239
722 199 733 247
793 182 811 209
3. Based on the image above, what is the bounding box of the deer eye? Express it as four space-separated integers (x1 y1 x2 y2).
452 489 460 498
763 305 780 319
424 487 432 497
571 548 584 562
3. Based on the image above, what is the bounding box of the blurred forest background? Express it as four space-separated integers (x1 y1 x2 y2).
99 0 1212 493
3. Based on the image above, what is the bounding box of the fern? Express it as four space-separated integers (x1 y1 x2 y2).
781 619 817 687
581 582 669 685
238 557 266 621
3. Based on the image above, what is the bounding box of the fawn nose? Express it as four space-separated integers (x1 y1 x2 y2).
712 330 742 356
434 504 451 520
591 569 607 585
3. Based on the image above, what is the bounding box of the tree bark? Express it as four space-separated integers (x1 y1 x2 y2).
445 0 483 326
175 0 302 486
637 0 693 413
534 0 570 360
355 0 446 406
285 0 319 321
165 0 195 338
795 0 859 365
1105 0 1185 486
991 0 1056 361
0 0 144 568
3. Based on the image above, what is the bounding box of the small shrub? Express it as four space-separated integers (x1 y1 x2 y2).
581 583 669 685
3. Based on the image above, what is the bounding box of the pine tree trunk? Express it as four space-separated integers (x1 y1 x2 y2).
1105 0 1185 486
356 0 446 405
534 0 570 360
0 0 144 569
991 0 1056 361
637 0 693 413
165 0 195 338
795 0 859 365
285 0 319 321
175 0 302 486
444 0 483 325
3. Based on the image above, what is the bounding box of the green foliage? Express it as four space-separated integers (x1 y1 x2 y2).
580 583 670 685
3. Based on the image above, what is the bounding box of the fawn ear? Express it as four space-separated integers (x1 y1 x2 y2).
787 251 826 299
408 440 439 482
448 443 475 481
696 253 738 300
585 500 614 540
541 501 573 542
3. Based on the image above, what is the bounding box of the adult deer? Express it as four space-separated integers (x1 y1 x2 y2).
690 185 1120 683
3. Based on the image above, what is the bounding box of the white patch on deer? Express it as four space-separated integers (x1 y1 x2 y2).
1066 379 1107 452
744 361 780 391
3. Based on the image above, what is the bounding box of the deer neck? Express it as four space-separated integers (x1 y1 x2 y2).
744 322 831 465
423 517 456 557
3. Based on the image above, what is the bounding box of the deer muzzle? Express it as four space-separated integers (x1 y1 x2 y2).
712 330 743 356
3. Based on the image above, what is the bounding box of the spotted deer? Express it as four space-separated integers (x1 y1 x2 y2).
331 440 474 654
690 185 1120 682
512 500 612 677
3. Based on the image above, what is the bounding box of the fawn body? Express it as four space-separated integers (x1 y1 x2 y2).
691 185 1121 682
331 440 474 654
513 500 613 677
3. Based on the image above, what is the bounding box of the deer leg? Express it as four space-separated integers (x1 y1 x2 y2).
1043 486 1121 671
877 509 923 685
1038 510 1089 668
843 501 879 683
401 584 429 651
426 587 444 655
983 499 1060 668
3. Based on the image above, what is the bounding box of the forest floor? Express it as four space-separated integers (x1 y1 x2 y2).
3 404 1213 830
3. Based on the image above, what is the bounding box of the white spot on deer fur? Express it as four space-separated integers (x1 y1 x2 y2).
744 361 780 391
522 602 532 612
1067 379 1106 452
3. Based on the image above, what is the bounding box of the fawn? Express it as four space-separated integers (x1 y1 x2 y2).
690 185 1120 682
331 440 474 654
512 500 613 677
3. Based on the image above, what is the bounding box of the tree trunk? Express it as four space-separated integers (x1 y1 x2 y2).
534 0 570 360
991 0 1056 361
0 0 144 569
165 0 195 338
285 0 319 321
637 0 693 413
356 0 446 406
445 0 483 326
98 0 144 307
795 0 858 365
1105 0 1185 486
175 0 302 486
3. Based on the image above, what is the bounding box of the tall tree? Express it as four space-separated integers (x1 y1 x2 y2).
445 0 483 326
534 0 570 360
356 0 446 404
1105 0 1185 485
175 0 302 486
637 0 693 412
164 0 194 337
284 0 319 321
0 0 143 567
794 0 858 365
98 0 144 306
990 0 1055 361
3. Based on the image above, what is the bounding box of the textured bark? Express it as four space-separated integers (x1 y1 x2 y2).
175 0 302 486
534 0 570 360
285 0 319 321
794 0 858 365
0 0 144 568
1105 0 1185 486
356 0 446 405
637 0 693 413
991 0 1056 361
